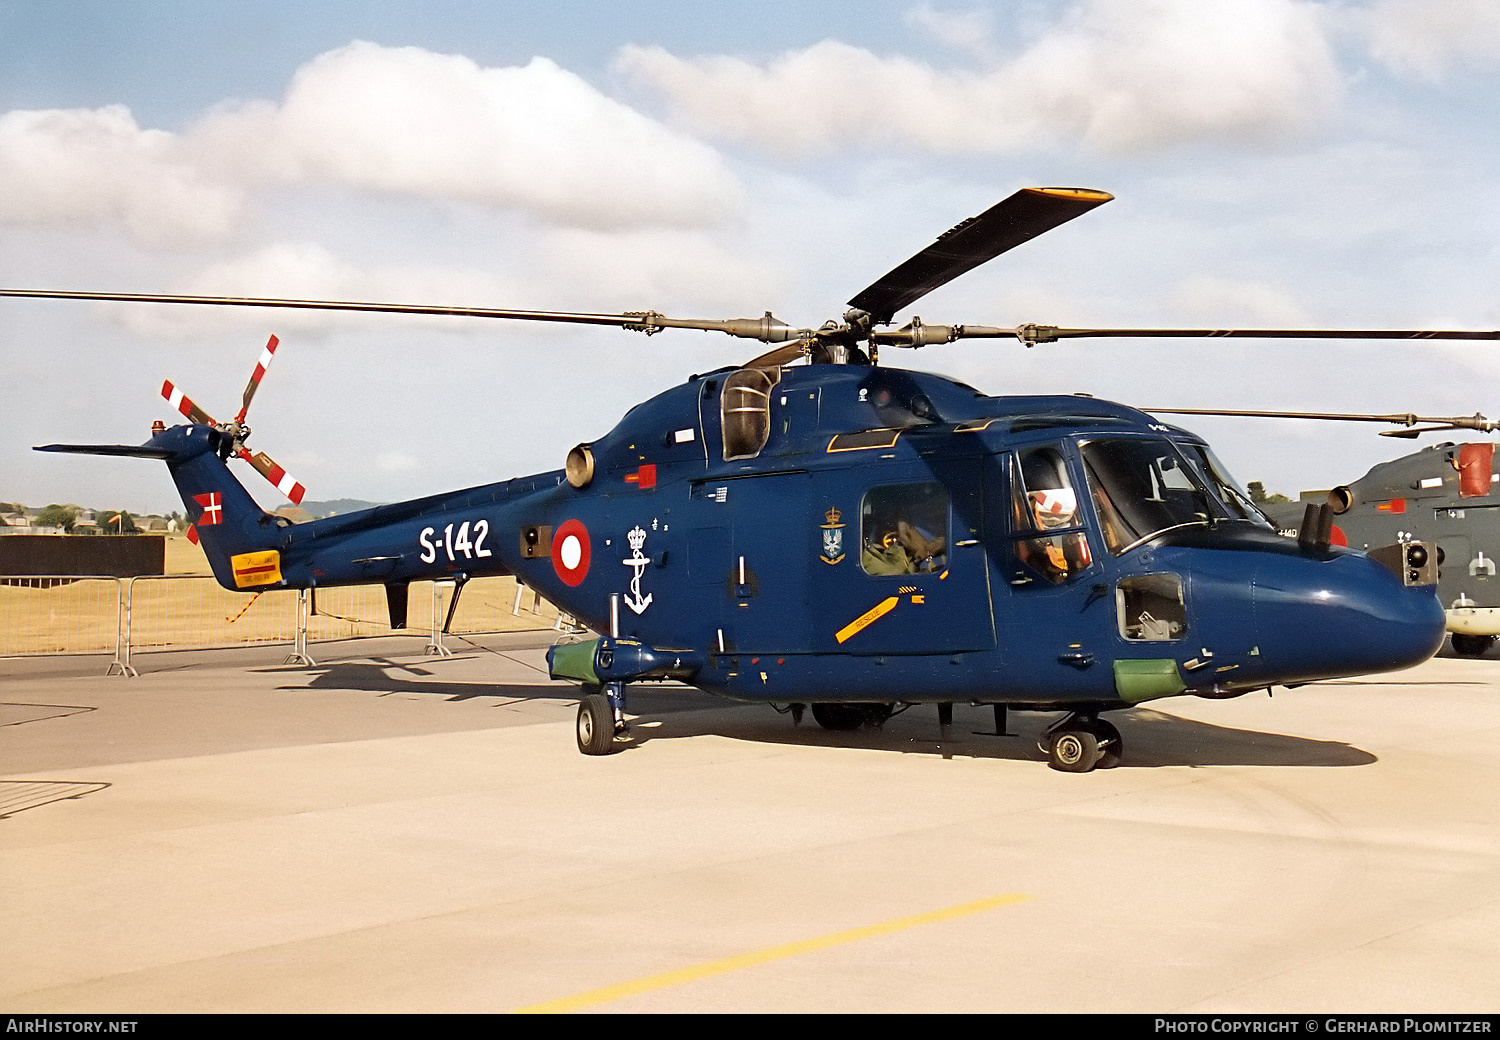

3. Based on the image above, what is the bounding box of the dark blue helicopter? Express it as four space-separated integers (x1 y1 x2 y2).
13 187 1486 771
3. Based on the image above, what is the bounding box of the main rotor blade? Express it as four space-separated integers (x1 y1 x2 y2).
1147 406 1499 434
0 288 806 343
866 321 1500 350
846 187 1113 325
744 339 812 369
1011 325 1500 345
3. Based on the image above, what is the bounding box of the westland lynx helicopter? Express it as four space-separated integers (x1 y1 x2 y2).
1211 432 1500 658
8 187 1493 771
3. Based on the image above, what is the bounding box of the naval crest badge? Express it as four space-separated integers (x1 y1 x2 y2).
820 506 846 565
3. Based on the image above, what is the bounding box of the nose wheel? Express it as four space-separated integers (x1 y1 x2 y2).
576 683 627 756
1042 714 1122 772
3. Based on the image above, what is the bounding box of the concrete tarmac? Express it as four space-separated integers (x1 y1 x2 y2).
2 633 1498 1014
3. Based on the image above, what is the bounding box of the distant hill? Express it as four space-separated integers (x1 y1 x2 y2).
299 498 383 518
4 495 384 526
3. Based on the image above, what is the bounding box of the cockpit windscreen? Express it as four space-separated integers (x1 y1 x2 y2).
1081 437 1249 554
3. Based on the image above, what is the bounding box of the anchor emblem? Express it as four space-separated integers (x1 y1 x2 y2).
622 525 654 614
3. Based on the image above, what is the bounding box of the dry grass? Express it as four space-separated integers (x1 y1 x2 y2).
2 535 574 656
165 534 211 575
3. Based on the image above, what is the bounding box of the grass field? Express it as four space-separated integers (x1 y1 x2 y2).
1 535 573 657
165 534 210 575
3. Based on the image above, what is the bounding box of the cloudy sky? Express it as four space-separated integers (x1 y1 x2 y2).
2 0 1498 515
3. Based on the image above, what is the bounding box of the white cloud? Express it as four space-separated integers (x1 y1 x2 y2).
615 0 1343 156
1164 274 1310 325
0 105 242 244
105 240 531 340
0 42 745 252
903 4 1001 64
1358 0 1500 79
376 450 421 473
533 226 783 312
191 42 743 230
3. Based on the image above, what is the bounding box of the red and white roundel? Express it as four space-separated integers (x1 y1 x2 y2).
552 519 591 586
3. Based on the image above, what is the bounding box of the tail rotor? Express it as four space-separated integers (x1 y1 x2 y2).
162 334 308 515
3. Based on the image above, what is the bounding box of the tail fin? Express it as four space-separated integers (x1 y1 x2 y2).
37 424 286 590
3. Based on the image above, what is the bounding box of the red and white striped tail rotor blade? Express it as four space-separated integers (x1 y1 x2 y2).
235 334 280 424
161 379 218 426
241 448 307 505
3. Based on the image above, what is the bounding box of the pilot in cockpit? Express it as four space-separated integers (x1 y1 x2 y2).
1016 447 1092 580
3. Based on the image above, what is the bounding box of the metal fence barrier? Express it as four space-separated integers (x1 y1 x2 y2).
0 576 123 658
0 574 578 674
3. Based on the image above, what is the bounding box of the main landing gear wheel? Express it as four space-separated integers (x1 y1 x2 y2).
1451 633 1494 657
1043 715 1122 772
576 692 617 756
810 703 894 731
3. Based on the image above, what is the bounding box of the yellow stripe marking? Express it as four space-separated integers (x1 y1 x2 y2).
515 892 1030 1014
835 595 899 644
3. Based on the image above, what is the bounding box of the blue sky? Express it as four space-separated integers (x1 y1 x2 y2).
3 0 1499 514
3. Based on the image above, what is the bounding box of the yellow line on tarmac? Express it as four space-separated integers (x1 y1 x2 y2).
515 892 1031 1014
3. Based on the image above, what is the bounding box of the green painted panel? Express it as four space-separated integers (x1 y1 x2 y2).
549 638 601 684
1113 658 1185 704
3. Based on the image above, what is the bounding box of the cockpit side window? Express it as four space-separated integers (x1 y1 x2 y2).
1010 446 1093 584
1186 444 1270 525
721 367 779 461
860 482 949 575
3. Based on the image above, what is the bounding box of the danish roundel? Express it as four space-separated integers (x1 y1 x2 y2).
552 519 591 586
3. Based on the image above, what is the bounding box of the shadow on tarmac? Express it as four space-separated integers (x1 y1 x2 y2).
261 656 1380 769
623 703 1380 770
270 656 725 717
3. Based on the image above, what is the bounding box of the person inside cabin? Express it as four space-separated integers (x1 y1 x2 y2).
860 484 948 575
1014 446 1092 582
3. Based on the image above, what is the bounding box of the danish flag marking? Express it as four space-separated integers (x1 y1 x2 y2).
194 492 223 526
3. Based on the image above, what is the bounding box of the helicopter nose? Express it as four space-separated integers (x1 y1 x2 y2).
1255 550 1445 683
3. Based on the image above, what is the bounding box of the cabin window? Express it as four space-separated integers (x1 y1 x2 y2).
1117 574 1187 641
1010 446 1092 584
860 482 948 575
721 367 779 461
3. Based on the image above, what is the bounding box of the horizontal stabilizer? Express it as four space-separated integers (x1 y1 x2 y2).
34 442 176 459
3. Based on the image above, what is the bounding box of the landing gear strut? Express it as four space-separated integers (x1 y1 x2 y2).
1042 713 1122 772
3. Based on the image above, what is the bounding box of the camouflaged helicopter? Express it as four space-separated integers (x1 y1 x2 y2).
10 186 1495 771
1233 435 1500 659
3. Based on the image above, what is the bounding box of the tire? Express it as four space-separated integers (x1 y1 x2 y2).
810 703 866 730
576 692 616 755
810 703 894 730
1451 633 1494 657
1047 728 1101 773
